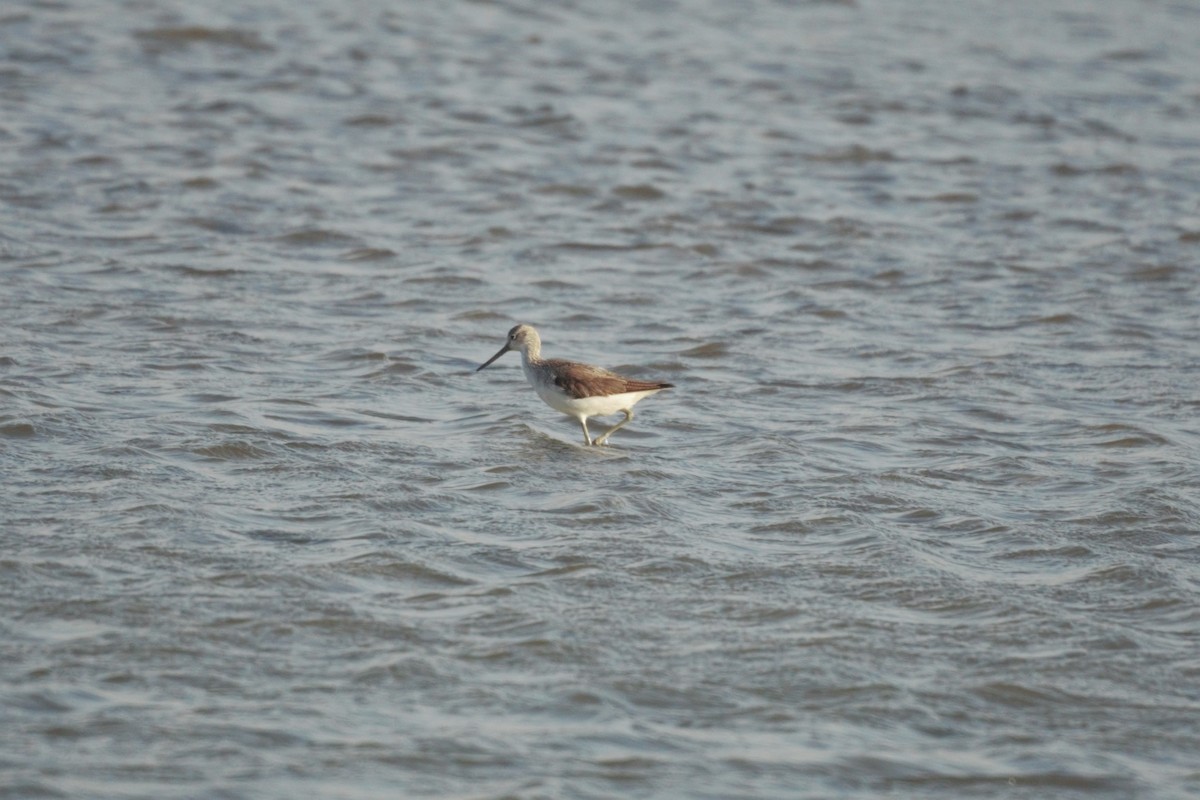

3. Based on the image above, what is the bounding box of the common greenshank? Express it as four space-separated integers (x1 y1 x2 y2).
476 324 674 446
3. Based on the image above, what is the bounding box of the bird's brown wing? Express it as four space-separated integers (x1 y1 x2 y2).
547 359 673 400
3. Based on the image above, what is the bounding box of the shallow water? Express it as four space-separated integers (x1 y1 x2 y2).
3 0 1199 798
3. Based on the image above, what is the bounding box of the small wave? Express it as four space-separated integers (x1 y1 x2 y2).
1050 162 1140 177
1085 423 1169 448
340 248 397 262
612 184 666 200
1 420 36 438
275 228 362 248
134 26 274 53
805 144 897 163
533 183 595 198
193 441 272 460
679 342 728 358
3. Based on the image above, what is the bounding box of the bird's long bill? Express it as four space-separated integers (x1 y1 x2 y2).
476 344 510 372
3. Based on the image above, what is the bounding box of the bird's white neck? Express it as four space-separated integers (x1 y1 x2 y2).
518 335 542 364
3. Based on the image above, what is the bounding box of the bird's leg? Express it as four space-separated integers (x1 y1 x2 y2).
579 417 593 446
594 410 632 446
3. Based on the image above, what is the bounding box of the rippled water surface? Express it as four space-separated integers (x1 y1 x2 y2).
3 1 1200 798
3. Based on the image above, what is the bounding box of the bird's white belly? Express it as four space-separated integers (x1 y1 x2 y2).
553 388 656 418
527 371 655 418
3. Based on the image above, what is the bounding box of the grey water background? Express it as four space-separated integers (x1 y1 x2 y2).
3 0 1199 797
